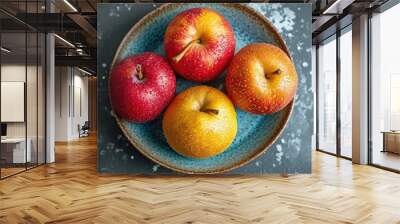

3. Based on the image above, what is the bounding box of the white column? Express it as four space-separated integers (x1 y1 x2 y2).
45 0 56 163
46 32 55 163
352 14 369 164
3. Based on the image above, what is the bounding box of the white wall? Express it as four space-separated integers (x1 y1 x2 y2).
54 67 89 141
55 66 69 141
1 63 46 164
1 65 27 140
1 65 41 137
72 73 89 138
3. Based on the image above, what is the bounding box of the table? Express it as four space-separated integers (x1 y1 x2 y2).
1 138 31 163
381 131 400 154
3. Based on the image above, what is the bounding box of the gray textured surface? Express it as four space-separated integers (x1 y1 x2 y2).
97 3 313 174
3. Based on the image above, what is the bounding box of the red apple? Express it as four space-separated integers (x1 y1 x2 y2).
225 43 298 114
164 8 235 82
109 52 176 122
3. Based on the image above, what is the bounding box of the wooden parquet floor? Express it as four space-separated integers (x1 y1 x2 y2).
1 135 400 224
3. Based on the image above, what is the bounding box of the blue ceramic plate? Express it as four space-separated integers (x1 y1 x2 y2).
110 3 294 174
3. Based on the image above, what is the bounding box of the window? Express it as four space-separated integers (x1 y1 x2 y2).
317 36 337 154
316 26 353 159
390 75 400 130
370 3 400 171
339 28 352 158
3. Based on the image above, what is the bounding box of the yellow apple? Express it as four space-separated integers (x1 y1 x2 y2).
162 86 237 158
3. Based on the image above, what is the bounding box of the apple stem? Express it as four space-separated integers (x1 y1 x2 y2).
172 39 201 62
201 108 219 115
265 69 282 79
136 64 144 80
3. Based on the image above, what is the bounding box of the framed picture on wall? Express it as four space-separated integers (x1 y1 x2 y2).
97 3 313 175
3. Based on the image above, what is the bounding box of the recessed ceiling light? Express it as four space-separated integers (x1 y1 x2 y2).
322 0 342 15
1 47 11 53
54 34 75 48
63 0 78 12
77 67 93 76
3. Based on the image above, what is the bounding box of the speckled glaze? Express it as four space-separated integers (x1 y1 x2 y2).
110 3 294 174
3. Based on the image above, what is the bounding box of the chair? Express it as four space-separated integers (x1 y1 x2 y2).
78 121 90 138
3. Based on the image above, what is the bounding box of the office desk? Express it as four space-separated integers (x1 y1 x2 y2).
382 131 400 154
1 138 31 163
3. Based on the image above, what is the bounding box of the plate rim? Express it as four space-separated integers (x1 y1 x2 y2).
108 3 295 174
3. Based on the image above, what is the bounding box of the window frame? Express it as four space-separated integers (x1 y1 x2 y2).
315 24 353 161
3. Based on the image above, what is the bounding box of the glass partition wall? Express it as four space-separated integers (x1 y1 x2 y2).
370 3 400 172
316 26 353 159
317 35 337 155
0 3 46 179
0 30 27 177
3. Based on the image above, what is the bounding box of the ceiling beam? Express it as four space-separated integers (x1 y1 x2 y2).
51 0 97 42
67 14 97 39
312 0 356 35
322 0 356 14
12 13 82 32
55 55 96 72
312 15 335 33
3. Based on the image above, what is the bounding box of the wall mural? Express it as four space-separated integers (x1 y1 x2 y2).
97 3 312 174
